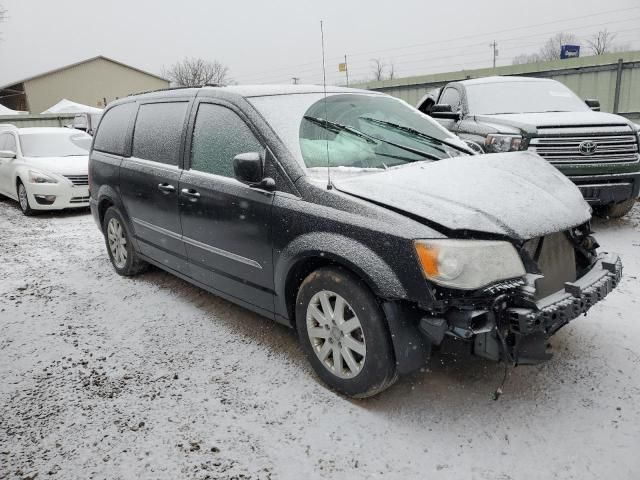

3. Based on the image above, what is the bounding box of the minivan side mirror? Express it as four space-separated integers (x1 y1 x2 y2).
430 104 461 121
0 150 16 159
585 99 600 111
233 152 275 191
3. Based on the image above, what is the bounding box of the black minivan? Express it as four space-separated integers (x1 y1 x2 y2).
89 85 621 397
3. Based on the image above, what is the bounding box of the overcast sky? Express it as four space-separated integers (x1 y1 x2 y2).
1 0 639 87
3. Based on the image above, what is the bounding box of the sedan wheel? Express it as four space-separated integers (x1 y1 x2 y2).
306 290 366 379
107 217 128 269
17 182 34 216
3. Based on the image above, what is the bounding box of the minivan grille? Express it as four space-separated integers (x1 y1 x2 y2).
70 196 90 204
528 126 638 164
64 175 89 186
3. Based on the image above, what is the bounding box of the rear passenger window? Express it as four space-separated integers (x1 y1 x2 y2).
133 102 188 166
93 102 135 156
190 103 262 177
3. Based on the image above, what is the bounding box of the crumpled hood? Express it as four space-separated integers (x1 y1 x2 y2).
333 151 591 240
24 156 88 176
475 111 632 133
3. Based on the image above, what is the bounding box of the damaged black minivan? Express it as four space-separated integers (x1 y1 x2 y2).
89 85 622 397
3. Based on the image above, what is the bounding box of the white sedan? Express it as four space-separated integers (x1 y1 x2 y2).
0 126 91 215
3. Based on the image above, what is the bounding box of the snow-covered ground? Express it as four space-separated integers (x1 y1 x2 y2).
1 197 639 480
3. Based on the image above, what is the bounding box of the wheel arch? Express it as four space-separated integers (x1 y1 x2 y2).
275 232 407 326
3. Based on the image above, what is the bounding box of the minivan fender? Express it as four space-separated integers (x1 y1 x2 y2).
274 232 408 322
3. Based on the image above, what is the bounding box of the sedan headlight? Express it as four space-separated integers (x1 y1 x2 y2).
414 239 525 290
28 169 58 184
485 134 522 153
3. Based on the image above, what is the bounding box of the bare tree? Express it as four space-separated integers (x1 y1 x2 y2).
512 53 542 65
370 58 385 81
162 57 231 87
586 29 629 55
538 32 578 61
388 60 396 80
512 32 577 64
0 4 7 36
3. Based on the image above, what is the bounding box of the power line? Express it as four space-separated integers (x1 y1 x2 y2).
236 6 640 82
242 20 640 84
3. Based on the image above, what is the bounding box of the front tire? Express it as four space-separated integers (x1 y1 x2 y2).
102 207 147 276
594 198 636 219
295 266 397 398
17 180 35 216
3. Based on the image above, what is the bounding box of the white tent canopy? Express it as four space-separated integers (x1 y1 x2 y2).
0 104 28 115
41 99 103 115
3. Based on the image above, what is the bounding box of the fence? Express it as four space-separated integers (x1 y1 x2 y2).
0 113 77 128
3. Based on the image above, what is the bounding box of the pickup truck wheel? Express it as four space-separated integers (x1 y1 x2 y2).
594 198 636 219
295 266 397 398
102 207 147 276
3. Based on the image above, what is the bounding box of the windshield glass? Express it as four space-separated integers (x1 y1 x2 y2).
249 92 467 173
466 80 590 115
20 130 91 157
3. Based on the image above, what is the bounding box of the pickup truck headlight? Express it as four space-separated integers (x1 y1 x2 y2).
485 134 522 153
414 239 526 290
28 169 58 184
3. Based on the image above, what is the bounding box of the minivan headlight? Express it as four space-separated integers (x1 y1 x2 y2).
28 169 58 184
485 134 522 153
414 239 526 290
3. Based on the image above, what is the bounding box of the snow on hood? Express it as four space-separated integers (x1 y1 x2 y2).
333 151 591 240
24 156 88 176
476 111 632 131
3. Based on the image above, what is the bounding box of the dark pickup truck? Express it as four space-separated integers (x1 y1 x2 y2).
417 76 640 218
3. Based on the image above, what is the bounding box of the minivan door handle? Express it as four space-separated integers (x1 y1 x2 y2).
157 183 176 194
181 188 201 201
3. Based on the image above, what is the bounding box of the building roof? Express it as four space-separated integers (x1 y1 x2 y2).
0 55 169 90
458 75 556 85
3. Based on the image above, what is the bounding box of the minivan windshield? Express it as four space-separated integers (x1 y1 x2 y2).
466 80 590 115
20 130 92 157
249 92 468 173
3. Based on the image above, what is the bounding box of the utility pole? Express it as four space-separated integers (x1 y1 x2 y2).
489 41 498 68
344 54 349 87
291 77 300 85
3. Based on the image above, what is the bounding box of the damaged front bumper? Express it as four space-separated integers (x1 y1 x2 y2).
414 252 622 367
507 252 622 336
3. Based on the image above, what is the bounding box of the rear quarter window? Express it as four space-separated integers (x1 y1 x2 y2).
132 102 188 166
93 102 136 156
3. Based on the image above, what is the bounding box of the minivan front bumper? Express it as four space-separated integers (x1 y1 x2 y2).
506 252 622 336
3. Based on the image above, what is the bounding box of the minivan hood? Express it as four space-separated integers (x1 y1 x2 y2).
475 111 632 131
24 155 88 176
333 151 591 240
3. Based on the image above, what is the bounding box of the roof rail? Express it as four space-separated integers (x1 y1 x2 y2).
127 83 224 98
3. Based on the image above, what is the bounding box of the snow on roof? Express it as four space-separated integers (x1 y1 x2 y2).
0 104 28 115
459 76 556 85
41 99 103 115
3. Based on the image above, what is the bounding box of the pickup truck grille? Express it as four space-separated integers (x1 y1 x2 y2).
64 175 89 186
528 126 638 164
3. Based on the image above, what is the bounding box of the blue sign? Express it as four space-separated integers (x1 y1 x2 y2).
560 44 580 59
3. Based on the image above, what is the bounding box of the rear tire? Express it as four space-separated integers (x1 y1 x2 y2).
17 180 35 216
102 206 147 276
295 266 397 398
594 198 636 219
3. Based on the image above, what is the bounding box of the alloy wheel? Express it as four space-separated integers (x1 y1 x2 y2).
18 184 29 212
107 218 128 269
306 290 366 379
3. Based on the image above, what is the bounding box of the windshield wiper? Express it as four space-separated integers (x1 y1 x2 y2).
359 117 471 155
303 115 443 161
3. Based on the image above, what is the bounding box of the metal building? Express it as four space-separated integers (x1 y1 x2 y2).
0 56 169 113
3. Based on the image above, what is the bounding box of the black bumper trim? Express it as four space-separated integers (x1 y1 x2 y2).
506 253 622 335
